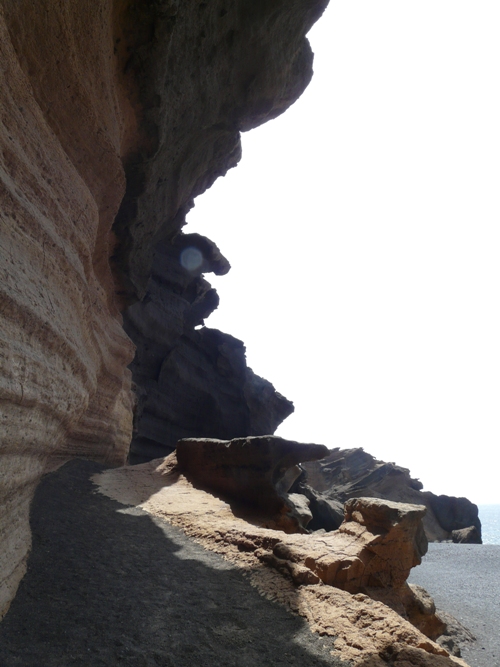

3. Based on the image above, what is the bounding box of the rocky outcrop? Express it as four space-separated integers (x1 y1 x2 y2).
176 436 328 531
427 495 482 543
451 526 481 544
294 448 482 543
99 436 460 657
0 0 327 617
94 456 468 666
111 0 328 300
125 236 293 463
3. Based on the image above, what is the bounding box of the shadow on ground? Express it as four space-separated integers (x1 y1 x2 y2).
0 460 349 667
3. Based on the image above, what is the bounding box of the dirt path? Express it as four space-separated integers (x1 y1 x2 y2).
0 460 346 667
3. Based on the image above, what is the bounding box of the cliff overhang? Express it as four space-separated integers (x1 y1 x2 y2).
0 0 326 616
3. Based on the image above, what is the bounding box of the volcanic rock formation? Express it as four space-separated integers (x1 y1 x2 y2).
173 436 451 645
125 235 294 463
293 448 482 543
94 448 467 666
176 435 328 531
0 8 480 666
0 0 327 617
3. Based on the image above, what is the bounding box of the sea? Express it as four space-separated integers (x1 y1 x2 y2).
478 504 500 545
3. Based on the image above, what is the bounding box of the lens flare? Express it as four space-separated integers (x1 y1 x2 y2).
180 246 203 271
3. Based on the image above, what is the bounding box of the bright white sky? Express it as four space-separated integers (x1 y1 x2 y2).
187 1 500 505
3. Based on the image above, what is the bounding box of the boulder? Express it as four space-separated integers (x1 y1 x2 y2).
429 496 482 536
451 525 482 544
301 485 345 531
404 584 447 641
176 436 328 531
322 497 428 590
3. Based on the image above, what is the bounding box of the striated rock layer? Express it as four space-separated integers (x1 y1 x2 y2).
0 1 136 618
294 448 482 543
0 0 327 616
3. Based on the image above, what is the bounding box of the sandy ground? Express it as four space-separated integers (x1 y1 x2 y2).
409 543 500 667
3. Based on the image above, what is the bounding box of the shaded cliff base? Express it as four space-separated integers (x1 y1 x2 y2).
96 456 472 667
0 460 344 667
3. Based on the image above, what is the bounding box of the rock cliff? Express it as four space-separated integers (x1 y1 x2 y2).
0 7 480 665
125 233 293 463
0 0 326 616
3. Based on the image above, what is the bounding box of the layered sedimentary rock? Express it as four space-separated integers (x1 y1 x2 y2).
0 1 136 618
95 454 468 666
293 448 482 543
0 0 327 616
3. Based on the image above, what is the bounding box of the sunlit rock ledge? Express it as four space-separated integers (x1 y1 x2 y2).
0 0 326 616
94 440 469 667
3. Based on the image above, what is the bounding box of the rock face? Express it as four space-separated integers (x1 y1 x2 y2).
0 0 136 618
294 448 482 543
176 436 328 530
251 496 428 593
0 0 327 616
125 235 293 463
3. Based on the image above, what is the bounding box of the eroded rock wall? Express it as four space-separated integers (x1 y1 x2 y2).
125 234 294 463
0 0 327 618
111 0 328 298
0 0 135 618
114 0 322 460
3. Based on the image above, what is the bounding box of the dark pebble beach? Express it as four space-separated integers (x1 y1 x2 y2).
409 542 500 667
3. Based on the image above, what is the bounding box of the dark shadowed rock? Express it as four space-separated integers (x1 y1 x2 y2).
176 435 328 530
298 485 345 532
293 447 482 543
451 525 481 544
111 0 330 298
115 1 327 467
429 495 482 537
125 235 294 463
